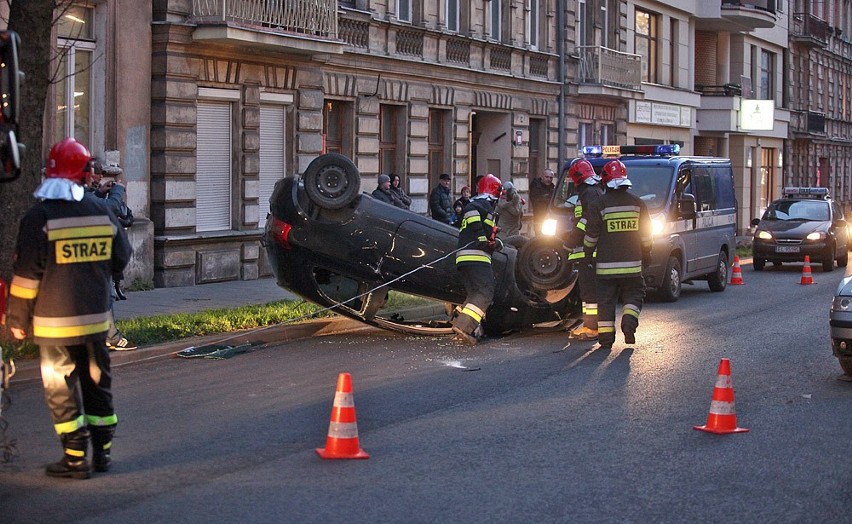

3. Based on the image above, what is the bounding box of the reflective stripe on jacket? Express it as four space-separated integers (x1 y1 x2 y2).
455 198 496 267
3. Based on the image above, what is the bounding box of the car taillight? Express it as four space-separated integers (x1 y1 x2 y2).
269 216 292 248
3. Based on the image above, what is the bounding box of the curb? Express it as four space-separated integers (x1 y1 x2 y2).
9 305 446 385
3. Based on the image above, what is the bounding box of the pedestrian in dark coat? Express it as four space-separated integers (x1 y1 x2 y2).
429 173 454 224
372 174 405 208
389 173 412 210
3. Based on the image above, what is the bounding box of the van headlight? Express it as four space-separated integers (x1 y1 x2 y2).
541 218 558 236
651 216 665 236
832 295 852 312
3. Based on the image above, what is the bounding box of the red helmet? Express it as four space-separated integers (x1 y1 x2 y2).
477 173 503 199
567 159 598 186
45 138 91 183
602 160 630 188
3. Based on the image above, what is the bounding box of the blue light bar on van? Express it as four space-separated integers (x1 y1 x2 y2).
581 144 680 158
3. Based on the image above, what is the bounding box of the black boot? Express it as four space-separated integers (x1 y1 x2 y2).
114 280 127 300
90 425 116 473
46 428 91 479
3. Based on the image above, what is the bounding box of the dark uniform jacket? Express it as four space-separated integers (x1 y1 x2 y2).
7 196 133 345
429 185 453 224
528 177 555 218
455 197 497 267
583 187 652 279
563 183 605 261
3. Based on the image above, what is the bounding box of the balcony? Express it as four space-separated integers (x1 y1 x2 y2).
790 13 830 48
721 0 777 30
190 0 344 55
791 110 826 137
575 46 643 98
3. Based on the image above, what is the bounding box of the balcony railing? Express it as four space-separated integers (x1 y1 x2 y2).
577 46 642 90
791 13 830 47
192 0 338 39
721 0 776 14
695 83 742 96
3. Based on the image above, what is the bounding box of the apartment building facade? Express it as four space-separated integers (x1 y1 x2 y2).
30 1 852 287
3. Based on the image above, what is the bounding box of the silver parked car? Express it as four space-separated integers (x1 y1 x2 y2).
830 275 852 375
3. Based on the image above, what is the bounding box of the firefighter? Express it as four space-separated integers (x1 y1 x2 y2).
582 160 652 350
561 159 605 340
451 173 503 345
7 138 132 479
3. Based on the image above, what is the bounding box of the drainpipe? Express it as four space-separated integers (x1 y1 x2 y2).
557 0 566 171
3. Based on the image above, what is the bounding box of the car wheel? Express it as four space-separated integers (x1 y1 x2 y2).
839 356 852 376
302 153 361 210
753 257 765 271
707 250 728 292
517 237 573 291
657 255 682 302
822 247 835 272
838 248 848 268
503 234 529 250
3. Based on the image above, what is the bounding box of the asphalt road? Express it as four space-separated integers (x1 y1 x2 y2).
2 262 851 523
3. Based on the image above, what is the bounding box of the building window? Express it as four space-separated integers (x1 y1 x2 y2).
600 123 614 145
759 49 775 101
578 0 589 47
196 100 233 232
380 105 402 175
55 4 96 144
489 0 502 41
398 0 411 22
635 9 658 84
528 0 540 49
578 121 594 149
259 104 287 228
428 109 448 185
446 0 459 32
669 18 678 87
323 99 353 157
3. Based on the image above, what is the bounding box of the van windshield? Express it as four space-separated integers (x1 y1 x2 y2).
553 164 675 214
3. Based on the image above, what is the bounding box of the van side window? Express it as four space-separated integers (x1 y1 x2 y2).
692 168 714 211
712 166 736 209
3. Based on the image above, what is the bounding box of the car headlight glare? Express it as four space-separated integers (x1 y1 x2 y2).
651 216 665 237
806 231 825 241
832 296 852 312
541 218 558 237
757 230 773 240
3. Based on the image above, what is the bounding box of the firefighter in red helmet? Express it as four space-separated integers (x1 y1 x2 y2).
561 158 605 341
451 173 503 345
582 159 652 350
7 138 132 478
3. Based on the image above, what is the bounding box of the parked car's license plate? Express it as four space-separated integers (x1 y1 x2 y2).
776 246 800 253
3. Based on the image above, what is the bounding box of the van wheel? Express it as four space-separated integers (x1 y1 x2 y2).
657 255 682 302
823 247 835 272
838 249 848 268
839 356 852 376
753 257 765 271
707 250 728 292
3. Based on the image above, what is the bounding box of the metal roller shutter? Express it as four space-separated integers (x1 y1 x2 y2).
259 105 286 228
196 101 232 232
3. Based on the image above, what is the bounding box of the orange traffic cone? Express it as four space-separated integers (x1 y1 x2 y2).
730 256 744 285
800 255 814 285
316 372 369 459
693 358 749 434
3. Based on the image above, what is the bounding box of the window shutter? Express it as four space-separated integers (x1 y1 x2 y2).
196 101 232 232
259 105 286 228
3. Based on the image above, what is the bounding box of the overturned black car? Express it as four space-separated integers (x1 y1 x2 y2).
262 153 580 337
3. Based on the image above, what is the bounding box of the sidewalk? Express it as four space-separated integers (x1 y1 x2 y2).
113 277 299 321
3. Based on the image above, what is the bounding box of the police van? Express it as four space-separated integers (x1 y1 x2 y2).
542 144 737 302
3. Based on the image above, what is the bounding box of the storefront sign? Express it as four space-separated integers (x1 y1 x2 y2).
740 99 774 131
634 101 691 128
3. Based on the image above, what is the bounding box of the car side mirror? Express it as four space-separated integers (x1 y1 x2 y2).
0 30 23 183
751 217 761 227
677 194 696 218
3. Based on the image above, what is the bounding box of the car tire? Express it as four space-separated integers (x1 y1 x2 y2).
823 247 835 272
302 153 361 210
707 250 728 292
657 255 682 302
517 237 573 291
839 356 852 376
838 248 848 268
753 257 765 271
504 234 529 250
